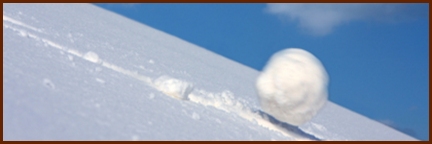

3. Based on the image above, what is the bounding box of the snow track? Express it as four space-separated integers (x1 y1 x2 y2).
3 14 321 140
3 15 44 33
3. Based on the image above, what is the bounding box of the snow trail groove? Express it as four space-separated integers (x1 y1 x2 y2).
3 15 320 140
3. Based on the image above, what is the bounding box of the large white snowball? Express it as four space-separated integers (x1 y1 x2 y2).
256 48 329 126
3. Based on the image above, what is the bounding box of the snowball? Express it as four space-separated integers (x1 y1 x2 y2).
256 48 329 126
154 75 194 100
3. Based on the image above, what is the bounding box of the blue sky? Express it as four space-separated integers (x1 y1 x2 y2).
94 4 429 140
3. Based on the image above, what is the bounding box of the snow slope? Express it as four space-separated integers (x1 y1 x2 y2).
3 4 417 140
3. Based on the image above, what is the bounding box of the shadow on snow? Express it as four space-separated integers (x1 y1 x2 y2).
254 110 321 141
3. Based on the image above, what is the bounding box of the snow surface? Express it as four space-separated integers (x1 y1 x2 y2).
3 4 417 140
256 48 328 126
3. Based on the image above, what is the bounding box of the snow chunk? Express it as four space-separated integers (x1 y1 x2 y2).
256 48 329 126
148 59 154 64
153 75 194 100
83 51 100 64
148 93 155 99
300 122 344 140
42 78 55 90
95 78 105 84
18 30 27 37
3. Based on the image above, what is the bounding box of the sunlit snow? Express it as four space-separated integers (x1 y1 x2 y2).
3 4 417 141
154 75 194 100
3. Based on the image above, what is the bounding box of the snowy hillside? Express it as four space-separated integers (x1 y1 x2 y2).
3 4 417 140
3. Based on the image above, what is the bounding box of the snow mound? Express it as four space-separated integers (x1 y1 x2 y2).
83 51 101 64
154 75 194 100
256 48 329 126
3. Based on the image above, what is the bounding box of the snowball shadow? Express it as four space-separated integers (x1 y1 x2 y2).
255 109 321 141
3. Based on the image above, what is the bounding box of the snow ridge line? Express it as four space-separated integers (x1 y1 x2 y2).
3 15 44 33
3 15 315 140
3 15 155 87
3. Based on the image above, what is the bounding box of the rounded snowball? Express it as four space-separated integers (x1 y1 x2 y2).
256 48 329 126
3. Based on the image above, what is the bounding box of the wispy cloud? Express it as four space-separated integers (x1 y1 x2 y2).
265 4 428 36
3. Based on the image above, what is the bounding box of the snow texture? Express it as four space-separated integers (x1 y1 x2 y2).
3 4 417 140
256 48 328 126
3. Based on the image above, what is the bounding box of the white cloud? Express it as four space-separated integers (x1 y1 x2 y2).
265 4 428 36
